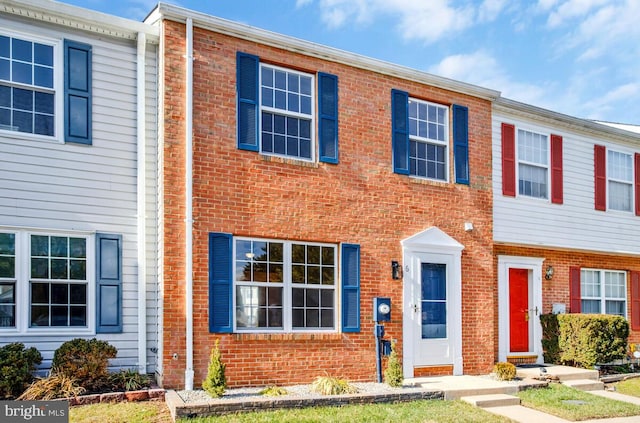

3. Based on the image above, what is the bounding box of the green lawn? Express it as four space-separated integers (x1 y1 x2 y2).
517 383 640 421
615 377 640 397
70 401 172 423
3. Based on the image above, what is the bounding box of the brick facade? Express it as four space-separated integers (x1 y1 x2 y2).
161 20 495 388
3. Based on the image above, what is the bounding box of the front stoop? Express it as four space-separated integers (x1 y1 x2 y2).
516 365 599 382
562 379 605 391
461 394 521 408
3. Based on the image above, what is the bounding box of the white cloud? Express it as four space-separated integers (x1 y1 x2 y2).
478 0 508 23
296 0 313 8
546 0 609 27
582 83 640 117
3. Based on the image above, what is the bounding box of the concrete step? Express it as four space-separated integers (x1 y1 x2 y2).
439 385 518 400
516 365 599 382
562 378 605 391
461 394 521 408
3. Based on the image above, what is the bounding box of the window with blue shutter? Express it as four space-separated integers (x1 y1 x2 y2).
96 233 122 333
341 243 360 333
452 104 469 185
236 52 259 151
318 72 339 163
64 40 92 145
209 232 233 333
391 89 410 175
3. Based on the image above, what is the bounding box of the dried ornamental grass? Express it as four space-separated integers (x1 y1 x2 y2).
18 372 85 400
311 376 358 395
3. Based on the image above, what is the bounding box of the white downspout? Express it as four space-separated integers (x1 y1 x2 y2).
136 32 148 375
184 18 195 391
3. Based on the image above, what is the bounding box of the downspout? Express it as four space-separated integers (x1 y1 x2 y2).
136 32 148 375
184 17 195 391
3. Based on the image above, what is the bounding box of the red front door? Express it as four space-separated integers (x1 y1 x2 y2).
509 268 529 352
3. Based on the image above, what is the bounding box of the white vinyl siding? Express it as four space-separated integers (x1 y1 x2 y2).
493 110 640 255
0 17 158 373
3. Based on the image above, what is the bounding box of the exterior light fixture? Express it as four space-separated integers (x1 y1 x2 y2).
391 261 401 280
545 265 554 280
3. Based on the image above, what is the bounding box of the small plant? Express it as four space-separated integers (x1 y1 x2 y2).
202 339 226 398
384 340 403 387
493 362 517 381
52 338 117 392
311 376 357 395
109 369 151 392
0 342 42 399
18 371 85 400
259 385 288 396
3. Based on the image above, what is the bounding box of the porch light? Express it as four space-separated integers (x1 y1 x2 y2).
391 261 401 280
545 265 554 280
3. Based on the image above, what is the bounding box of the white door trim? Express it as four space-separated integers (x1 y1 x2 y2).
497 255 544 363
402 227 464 377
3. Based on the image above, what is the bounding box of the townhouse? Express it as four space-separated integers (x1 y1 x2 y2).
0 0 160 374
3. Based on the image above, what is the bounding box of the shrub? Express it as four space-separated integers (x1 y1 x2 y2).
540 313 561 364
558 314 629 368
202 339 226 398
18 372 85 400
493 362 517 381
0 342 42 399
259 386 288 396
384 340 403 387
311 376 357 395
109 369 151 392
52 338 117 392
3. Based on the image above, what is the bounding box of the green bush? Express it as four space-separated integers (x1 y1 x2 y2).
109 369 151 392
493 362 517 381
384 341 403 387
540 313 561 364
52 338 117 392
0 342 42 399
202 339 226 398
558 314 629 368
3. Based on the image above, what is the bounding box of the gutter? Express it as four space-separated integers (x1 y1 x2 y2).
136 32 148 374
184 17 195 391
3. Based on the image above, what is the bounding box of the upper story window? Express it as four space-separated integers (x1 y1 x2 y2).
236 52 338 164
408 98 449 181
607 150 633 212
518 129 548 199
580 269 626 317
0 35 55 137
234 238 336 332
260 65 313 160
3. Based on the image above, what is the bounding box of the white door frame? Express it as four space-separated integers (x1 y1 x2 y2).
402 227 464 377
497 255 544 363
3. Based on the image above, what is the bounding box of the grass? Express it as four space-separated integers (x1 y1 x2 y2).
69 401 172 423
517 383 640 421
176 400 512 422
615 377 640 397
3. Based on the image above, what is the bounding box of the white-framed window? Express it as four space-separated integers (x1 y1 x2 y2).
408 98 449 181
607 149 633 212
234 238 336 332
581 269 626 317
518 129 549 199
0 230 95 333
0 32 60 139
260 64 314 161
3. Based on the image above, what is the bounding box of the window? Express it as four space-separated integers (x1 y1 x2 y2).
0 229 121 334
0 34 55 136
581 269 626 317
518 129 548 199
607 150 633 211
234 238 336 331
408 98 449 181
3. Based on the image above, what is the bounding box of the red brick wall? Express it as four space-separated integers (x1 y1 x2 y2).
161 20 495 388
495 244 640 353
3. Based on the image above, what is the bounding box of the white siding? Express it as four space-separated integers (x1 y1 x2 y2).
493 110 640 255
0 16 158 373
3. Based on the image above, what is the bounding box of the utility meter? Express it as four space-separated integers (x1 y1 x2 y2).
373 297 391 322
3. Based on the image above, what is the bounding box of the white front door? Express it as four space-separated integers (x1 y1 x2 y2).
402 227 463 377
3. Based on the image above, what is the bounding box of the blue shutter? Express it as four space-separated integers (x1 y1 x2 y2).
237 52 259 151
318 72 339 164
341 243 360 333
64 40 92 145
452 104 469 185
96 233 122 333
209 232 233 333
391 89 409 174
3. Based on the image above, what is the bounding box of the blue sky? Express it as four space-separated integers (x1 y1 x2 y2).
59 0 639 124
